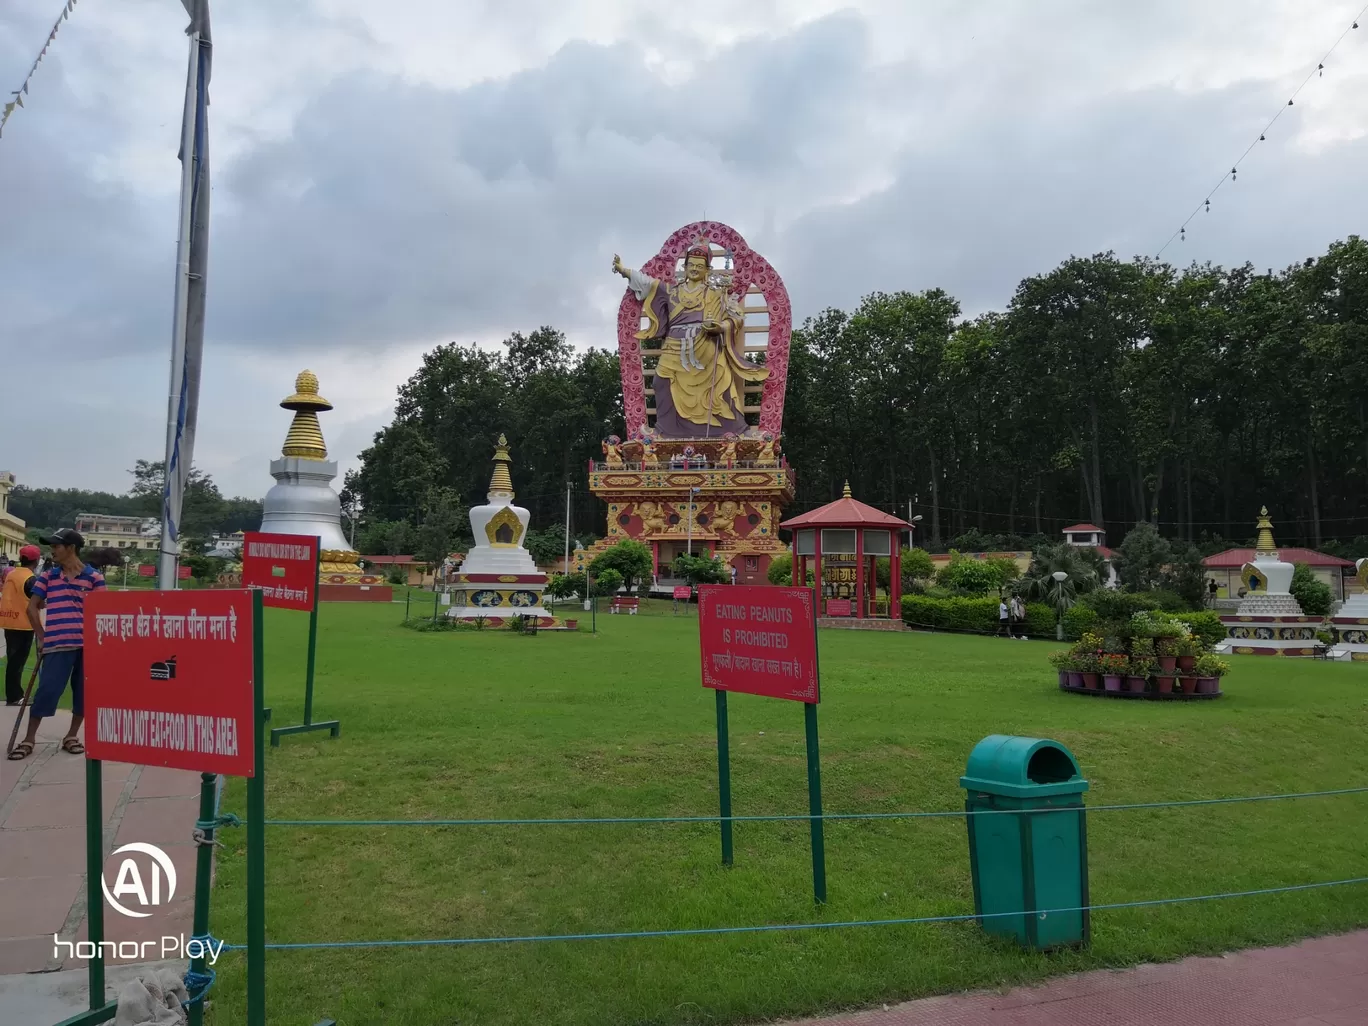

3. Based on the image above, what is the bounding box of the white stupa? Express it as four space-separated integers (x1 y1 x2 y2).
446 435 552 624
1216 507 1318 655
1329 559 1368 661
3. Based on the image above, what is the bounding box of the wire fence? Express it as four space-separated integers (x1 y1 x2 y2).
214 785 1368 953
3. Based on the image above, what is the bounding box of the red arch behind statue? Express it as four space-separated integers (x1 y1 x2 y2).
615 221 792 439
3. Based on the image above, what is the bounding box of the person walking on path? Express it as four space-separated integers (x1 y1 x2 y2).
998 596 1011 638
1010 594 1027 640
9 529 104 760
1 544 41 705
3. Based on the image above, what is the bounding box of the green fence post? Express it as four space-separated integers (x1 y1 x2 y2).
302 600 318 726
803 701 826 904
186 772 216 1026
85 757 105 1009
715 689 733 866
247 590 267 1026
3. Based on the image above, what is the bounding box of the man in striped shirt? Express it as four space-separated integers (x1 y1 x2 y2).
8 529 105 760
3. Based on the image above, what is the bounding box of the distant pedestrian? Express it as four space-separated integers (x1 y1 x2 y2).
1 545 40 705
1010 594 1026 640
730 565 738 586
9 529 104 760
999 597 1011 638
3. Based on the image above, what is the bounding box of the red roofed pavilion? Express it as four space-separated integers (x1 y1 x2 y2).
780 481 912 620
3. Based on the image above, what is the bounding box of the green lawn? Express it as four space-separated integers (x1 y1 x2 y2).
204 600 1368 1025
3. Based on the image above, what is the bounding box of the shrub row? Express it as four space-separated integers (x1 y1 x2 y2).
1059 603 1225 647
901 595 1054 637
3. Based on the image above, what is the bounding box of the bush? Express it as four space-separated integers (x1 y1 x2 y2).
1061 603 1100 641
1289 563 1333 617
767 553 792 586
900 595 1053 636
589 540 653 592
1170 611 1226 649
590 568 623 596
1079 589 1186 620
935 551 1018 594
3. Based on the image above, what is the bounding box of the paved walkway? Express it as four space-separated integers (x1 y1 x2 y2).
0 709 203 976
788 929 1368 1026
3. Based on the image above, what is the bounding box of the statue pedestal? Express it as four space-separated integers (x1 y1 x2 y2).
1329 594 1368 660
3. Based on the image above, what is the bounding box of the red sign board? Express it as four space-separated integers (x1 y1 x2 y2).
241 531 317 611
83 589 255 776
698 585 819 703
673 586 693 600
138 564 156 578
826 598 852 617
177 565 192 580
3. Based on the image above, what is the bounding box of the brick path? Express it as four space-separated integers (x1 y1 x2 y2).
785 929 1368 1026
0 710 203 975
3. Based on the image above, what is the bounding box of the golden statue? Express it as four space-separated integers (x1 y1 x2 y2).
711 500 742 537
757 434 778 466
613 236 768 436
640 435 660 467
601 435 623 466
635 501 669 534
719 435 739 466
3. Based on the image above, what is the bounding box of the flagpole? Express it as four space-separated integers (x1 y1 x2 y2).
158 2 211 589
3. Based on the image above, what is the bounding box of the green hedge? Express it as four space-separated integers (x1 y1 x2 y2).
1171 610 1226 648
1061 604 1100 641
901 595 1054 636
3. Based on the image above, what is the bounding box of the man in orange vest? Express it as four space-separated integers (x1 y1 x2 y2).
2 545 40 705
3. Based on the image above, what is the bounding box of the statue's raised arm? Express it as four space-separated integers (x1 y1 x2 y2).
613 253 658 303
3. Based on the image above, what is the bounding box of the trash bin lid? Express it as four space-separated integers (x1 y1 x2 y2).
959 734 1089 798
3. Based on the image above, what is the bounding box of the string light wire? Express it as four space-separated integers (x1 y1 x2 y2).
1156 3 1366 258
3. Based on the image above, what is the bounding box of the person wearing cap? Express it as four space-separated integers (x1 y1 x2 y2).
9 529 105 760
1 544 41 705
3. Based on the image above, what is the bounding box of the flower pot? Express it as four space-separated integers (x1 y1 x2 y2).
1067 671 1084 689
1103 674 1123 692
1081 672 1100 690
1126 675 1147 693
1157 655 1178 673
1196 675 1219 694
1154 675 1175 694
1179 676 1199 695
1177 655 1196 671
1057 670 1069 689
565 619 578 630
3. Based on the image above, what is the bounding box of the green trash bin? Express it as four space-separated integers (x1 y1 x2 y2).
960 734 1090 950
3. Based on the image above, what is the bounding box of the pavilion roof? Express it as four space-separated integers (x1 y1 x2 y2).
1203 547 1353 569
1063 523 1102 533
780 482 912 530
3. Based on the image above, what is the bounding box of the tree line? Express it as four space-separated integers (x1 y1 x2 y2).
349 236 1368 558
11 460 263 554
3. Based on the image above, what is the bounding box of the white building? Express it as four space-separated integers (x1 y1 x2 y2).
1061 522 1118 587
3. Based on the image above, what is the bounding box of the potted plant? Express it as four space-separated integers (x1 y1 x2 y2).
1077 649 1101 689
1048 649 1071 688
1128 654 1154 693
1099 653 1128 692
1194 654 1228 694
1155 629 1180 674
1175 634 1200 672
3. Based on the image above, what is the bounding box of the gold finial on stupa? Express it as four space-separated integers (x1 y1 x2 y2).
488 433 514 498
1254 505 1277 556
842 480 852 498
279 370 334 460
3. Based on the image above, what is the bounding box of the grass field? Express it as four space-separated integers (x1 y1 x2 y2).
204 597 1368 1025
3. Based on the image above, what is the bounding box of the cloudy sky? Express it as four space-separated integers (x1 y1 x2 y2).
2 0 1366 501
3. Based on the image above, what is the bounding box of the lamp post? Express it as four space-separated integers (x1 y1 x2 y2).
1052 570 1069 640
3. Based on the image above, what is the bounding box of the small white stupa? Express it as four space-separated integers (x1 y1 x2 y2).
1217 507 1318 655
446 435 552 625
1329 559 1368 661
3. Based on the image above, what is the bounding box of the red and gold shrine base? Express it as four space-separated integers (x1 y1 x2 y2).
242 531 317 612
320 584 392 602
698 585 819 703
83 589 256 777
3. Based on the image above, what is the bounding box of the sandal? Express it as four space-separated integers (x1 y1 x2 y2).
61 737 85 755
8 740 33 760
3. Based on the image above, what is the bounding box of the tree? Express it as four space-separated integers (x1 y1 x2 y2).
589 540 653 593
589 567 622 596
672 553 727 585
415 487 467 565
1114 522 1172 592
1161 543 1209 609
1290 562 1333 616
358 519 418 556
84 547 124 572
524 525 567 567
936 551 1017 593
767 553 794 586
902 547 935 580
1021 543 1100 618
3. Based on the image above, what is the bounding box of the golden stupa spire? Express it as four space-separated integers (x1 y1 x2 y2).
488 434 514 498
279 370 333 460
1254 505 1278 556
842 480 852 498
